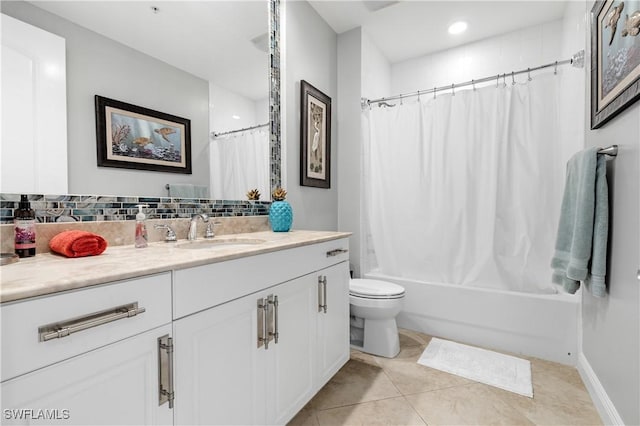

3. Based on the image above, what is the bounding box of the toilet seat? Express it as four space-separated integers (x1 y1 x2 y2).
350 279 405 299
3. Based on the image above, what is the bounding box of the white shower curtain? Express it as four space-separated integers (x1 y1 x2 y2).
209 128 270 200
363 74 574 293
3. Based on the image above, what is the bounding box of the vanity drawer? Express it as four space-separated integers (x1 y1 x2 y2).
173 238 349 319
1 272 172 382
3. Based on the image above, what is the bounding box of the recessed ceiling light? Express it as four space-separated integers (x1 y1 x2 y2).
232 115 241 120
150 6 160 14
448 21 468 35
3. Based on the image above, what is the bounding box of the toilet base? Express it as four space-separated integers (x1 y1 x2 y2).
350 317 400 358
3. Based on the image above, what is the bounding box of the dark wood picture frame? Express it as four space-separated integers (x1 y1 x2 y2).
300 80 331 188
591 0 640 129
95 95 192 174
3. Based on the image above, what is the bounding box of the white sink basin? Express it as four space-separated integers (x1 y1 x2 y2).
177 238 267 250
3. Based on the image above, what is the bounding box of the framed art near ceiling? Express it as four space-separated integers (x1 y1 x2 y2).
300 80 331 188
591 0 640 129
95 95 192 174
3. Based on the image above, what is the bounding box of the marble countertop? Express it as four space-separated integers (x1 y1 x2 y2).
0 230 351 303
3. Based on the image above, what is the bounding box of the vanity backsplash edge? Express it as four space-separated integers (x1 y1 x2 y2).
0 193 271 253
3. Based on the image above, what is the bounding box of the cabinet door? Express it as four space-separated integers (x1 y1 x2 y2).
173 292 267 425
1 324 172 426
267 275 317 425
316 261 350 387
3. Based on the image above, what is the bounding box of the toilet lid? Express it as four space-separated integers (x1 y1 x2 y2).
349 279 405 298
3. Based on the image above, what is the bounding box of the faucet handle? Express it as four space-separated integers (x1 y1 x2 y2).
205 221 222 239
154 224 177 242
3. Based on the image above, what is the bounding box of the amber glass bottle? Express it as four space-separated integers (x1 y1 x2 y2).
14 195 36 258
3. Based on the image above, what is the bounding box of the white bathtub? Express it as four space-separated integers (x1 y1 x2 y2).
364 272 580 365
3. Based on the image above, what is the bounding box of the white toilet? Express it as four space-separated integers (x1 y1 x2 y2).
349 278 405 358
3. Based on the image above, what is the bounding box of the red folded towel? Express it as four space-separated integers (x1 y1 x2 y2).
49 230 108 258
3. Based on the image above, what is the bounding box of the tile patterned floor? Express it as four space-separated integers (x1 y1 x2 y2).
289 329 602 426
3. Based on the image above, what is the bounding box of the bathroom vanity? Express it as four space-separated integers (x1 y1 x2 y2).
0 231 350 425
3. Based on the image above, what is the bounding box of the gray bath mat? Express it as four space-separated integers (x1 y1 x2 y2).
417 338 533 398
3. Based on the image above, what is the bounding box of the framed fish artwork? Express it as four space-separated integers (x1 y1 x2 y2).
300 80 331 188
591 0 640 128
95 95 192 173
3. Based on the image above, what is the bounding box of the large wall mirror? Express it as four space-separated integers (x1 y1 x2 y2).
0 0 280 201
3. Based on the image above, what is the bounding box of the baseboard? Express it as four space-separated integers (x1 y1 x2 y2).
577 352 624 425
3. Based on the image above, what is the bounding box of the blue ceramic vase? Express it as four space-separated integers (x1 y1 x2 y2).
269 201 293 232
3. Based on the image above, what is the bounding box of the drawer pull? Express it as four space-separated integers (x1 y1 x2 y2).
326 248 348 257
38 302 146 342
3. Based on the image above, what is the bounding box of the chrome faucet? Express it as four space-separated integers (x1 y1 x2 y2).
188 213 209 241
154 224 177 242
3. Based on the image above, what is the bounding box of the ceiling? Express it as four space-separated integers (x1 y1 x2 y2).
28 0 269 101
308 0 569 64
25 1 569 98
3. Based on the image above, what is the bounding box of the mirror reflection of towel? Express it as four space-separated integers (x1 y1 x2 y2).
168 184 209 198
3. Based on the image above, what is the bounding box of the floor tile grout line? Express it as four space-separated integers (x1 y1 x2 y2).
400 394 429 426
313 394 412 414
398 381 483 398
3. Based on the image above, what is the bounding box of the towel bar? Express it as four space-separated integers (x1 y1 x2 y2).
598 145 618 156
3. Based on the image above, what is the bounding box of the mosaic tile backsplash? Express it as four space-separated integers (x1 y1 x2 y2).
0 193 271 224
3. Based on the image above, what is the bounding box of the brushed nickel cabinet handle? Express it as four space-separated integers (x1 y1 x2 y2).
318 276 327 313
323 278 328 314
38 302 145 342
158 335 175 408
268 295 279 344
257 297 268 349
326 249 349 257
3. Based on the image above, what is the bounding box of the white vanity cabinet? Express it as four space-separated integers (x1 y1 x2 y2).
172 238 350 425
0 235 350 426
0 273 173 425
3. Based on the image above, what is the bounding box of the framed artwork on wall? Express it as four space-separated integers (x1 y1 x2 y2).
300 80 331 188
591 0 640 129
95 95 192 174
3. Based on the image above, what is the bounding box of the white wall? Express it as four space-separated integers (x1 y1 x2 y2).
337 28 362 276
361 31 391 101
581 0 640 421
209 84 268 134
2 1 210 198
391 20 564 95
284 1 338 231
337 28 392 278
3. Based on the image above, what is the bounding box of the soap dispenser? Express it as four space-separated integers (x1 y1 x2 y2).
14 194 36 258
135 204 149 248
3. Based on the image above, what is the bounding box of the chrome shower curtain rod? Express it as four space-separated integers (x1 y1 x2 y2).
211 122 269 138
362 50 585 108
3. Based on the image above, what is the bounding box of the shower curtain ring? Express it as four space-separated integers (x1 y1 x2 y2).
554 61 558 75
451 83 455 96
434 87 437 99
527 68 532 81
511 71 515 85
503 73 507 87
400 94 403 105
417 90 420 101
472 79 476 91
496 75 499 88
